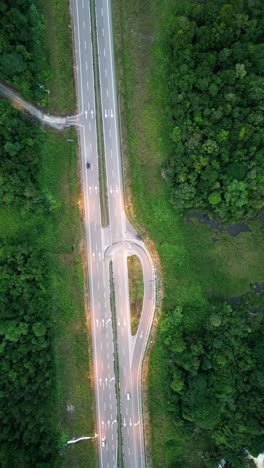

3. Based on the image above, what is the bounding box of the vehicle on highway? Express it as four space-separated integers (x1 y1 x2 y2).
126 392 131 401
102 437 106 447
86 161 91 169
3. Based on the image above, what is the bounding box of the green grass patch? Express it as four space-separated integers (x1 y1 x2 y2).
127 255 144 335
0 207 38 239
112 0 264 465
37 0 76 114
109 261 124 467
90 0 109 227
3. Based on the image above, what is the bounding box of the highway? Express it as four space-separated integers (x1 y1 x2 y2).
70 1 156 466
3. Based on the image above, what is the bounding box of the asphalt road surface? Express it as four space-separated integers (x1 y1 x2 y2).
70 1 156 466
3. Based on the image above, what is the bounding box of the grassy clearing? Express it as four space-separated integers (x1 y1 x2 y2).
112 0 264 465
38 130 96 468
127 255 144 335
38 0 76 114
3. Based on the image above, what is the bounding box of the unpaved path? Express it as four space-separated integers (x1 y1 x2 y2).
0 81 75 130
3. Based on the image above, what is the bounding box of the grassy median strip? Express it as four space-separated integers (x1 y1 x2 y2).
127 255 144 336
90 0 109 227
112 0 264 466
109 262 124 468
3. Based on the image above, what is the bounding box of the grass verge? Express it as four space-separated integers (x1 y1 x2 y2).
127 255 144 335
37 1 96 465
38 130 96 467
112 0 264 466
38 0 76 114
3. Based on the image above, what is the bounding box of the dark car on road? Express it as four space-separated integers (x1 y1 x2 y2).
86 162 91 169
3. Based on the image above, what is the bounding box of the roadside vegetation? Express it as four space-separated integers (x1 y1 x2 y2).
0 1 95 466
127 255 144 335
112 0 264 466
39 0 76 114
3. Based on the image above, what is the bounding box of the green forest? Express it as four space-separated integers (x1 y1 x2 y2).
0 1 58 465
161 0 264 464
0 245 57 465
165 0 264 220
0 0 47 101
161 294 264 465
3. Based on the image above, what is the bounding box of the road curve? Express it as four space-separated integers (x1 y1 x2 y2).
70 0 156 466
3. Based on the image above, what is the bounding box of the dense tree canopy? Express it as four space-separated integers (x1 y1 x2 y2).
0 0 47 101
0 244 57 465
0 100 45 211
164 0 264 220
161 295 264 465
